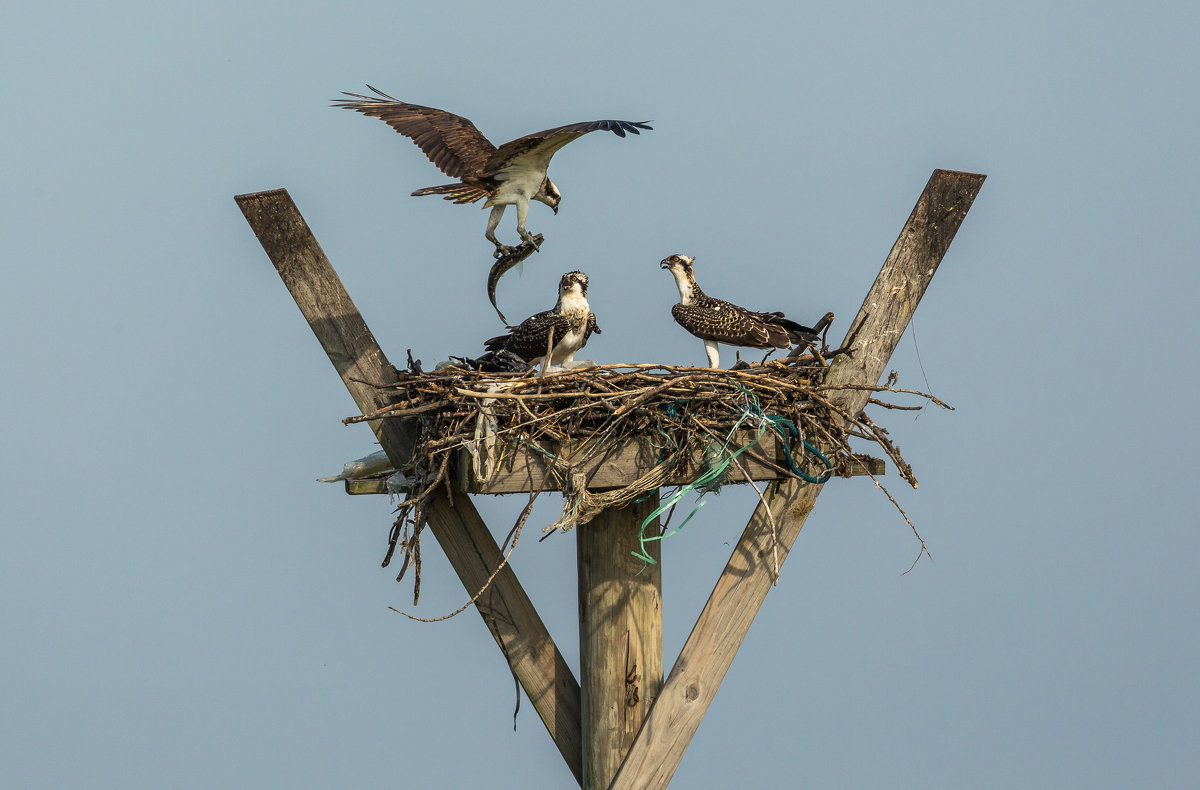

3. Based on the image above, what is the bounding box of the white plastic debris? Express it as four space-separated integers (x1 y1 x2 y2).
316 450 393 482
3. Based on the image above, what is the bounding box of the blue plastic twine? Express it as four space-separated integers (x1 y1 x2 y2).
631 385 833 563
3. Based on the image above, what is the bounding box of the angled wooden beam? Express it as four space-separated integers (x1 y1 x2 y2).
611 169 986 790
235 189 583 785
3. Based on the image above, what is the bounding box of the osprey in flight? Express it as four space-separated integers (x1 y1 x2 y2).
484 271 601 370
333 86 652 256
660 254 832 368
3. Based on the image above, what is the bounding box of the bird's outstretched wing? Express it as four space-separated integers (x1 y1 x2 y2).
484 120 652 176
333 86 497 178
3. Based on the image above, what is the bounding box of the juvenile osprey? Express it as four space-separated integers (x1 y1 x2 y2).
659 254 831 368
484 271 601 369
333 86 652 256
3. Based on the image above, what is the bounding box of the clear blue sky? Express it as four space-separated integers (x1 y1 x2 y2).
4 1 1198 787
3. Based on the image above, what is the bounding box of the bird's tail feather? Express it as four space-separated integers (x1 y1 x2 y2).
411 183 488 204
483 333 512 352
759 312 821 345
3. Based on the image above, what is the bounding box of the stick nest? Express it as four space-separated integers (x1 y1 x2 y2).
346 351 950 605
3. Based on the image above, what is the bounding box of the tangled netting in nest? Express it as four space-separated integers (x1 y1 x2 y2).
344 351 951 610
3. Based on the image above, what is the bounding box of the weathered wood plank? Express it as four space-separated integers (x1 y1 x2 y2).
345 478 392 495
341 448 885 495
577 495 664 790
610 169 986 790
235 189 583 786
461 433 783 494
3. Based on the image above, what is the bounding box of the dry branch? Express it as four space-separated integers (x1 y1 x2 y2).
352 355 948 596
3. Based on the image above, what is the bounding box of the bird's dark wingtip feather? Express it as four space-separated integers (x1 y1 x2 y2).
332 85 400 107
593 119 654 137
332 91 371 108
363 84 399 102
611 120 653 135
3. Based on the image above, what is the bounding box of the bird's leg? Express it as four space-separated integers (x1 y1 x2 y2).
486 205 515 258
704 340 721 369
515 200 541 251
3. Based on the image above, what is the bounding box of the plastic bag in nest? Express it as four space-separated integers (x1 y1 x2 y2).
695 437 734 495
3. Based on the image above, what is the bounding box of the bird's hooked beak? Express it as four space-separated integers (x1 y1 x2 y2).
540 179 562 214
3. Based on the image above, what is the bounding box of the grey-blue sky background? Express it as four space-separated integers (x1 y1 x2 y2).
4 1 1198 787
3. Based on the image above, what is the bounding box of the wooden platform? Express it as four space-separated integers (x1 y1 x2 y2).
340 434 886 495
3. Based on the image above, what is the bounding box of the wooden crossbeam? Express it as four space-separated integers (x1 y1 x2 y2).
339 448 885 495
461 434 786 494
610 169 987 790
235 190 584 785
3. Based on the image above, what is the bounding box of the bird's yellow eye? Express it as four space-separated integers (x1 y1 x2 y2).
671 255 680 262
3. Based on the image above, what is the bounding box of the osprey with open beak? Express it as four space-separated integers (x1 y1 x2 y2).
660 254 831 368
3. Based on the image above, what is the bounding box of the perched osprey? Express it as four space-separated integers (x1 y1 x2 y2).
659 254 831 368
484 271 601 369
333 86 652 256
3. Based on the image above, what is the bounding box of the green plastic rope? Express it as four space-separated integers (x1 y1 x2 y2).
632 393 766 564
631 384 833 563
766 416 833 484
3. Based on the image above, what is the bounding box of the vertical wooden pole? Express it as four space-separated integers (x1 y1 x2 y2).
578 494 664 790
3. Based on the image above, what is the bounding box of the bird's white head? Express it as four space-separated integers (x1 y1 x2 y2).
659 253 695 272
660 253 697 304
559 270 589 297
536 178 562 214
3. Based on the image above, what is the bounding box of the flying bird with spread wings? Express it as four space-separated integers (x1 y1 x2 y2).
660 254 832 369
333 86 652 257
484 270 601 371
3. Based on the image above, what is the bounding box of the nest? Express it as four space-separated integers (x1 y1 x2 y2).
346 350 949 606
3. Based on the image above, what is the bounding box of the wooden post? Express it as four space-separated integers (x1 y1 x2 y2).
235 189 583 785
609 169 986 790
578 494 664 790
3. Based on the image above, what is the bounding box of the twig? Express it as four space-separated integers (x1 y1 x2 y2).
390 491 540 622
730 456 781 585
343 352 948 589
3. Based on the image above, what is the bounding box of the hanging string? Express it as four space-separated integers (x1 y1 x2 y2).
632 390 766 563
631 384 833 563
